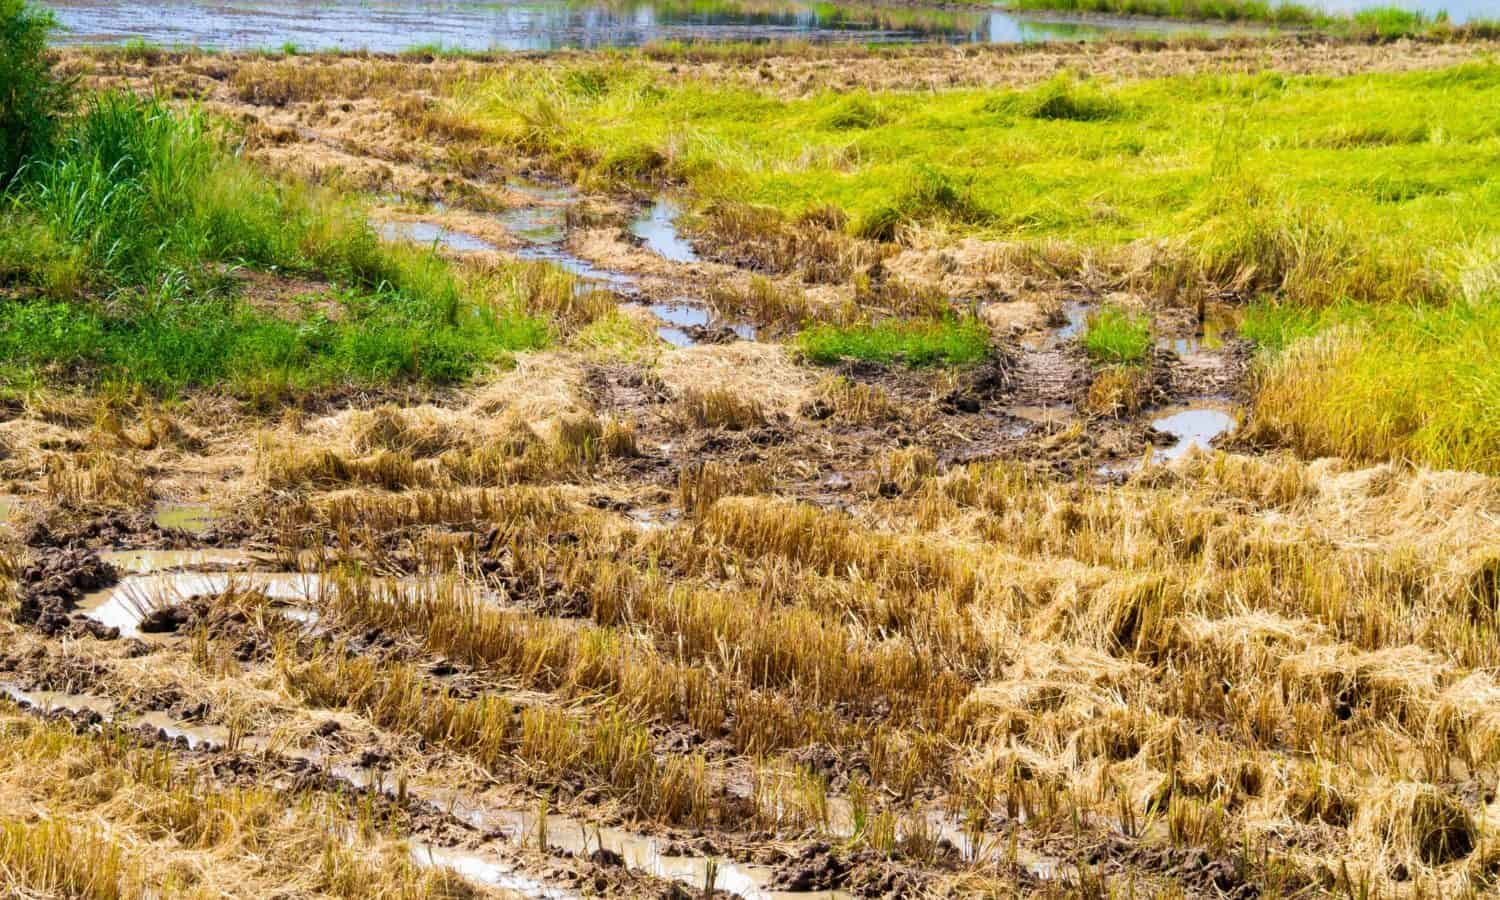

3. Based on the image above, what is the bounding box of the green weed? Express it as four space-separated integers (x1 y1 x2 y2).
796 316 990 367
1082 305 1151 365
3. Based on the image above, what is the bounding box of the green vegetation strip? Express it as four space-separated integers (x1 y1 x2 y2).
796 317 990 366
1001 0 1492 34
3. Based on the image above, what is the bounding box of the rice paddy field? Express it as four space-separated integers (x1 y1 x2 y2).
3 0 1500 895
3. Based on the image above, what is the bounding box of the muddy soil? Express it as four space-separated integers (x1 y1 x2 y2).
6 43 1497 900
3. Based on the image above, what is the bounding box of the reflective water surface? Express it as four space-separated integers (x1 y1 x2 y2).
41 0 1174 52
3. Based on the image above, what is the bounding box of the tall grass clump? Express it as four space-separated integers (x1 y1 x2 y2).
1081 305 1151 365
0 92 548 391
857 166 989 242
983 74 1124 123
1244 297 1500 473
797 316 990 367
0 0 69 189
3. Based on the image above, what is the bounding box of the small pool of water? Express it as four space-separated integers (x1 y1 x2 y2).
1151 405 1236 461
153 503 221 534
645 301 756 347
1057 301 1090 340
495 205 565 245
101 549 260 574
379 221 496 254
1155 306 1238 356
409 845 568 898
630 199 698 264
517 243 639 294
1 684 116 717
79 571 327 637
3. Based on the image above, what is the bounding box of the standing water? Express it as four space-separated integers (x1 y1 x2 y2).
630 199 698 264
1151 405 1236 461
40 0 1211 52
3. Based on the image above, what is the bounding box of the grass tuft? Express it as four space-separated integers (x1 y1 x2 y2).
1081 305 1151 365
796 316 990 367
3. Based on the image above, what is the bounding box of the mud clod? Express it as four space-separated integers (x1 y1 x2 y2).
16 549 118 637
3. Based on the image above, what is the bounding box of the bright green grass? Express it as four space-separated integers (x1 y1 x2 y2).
1003 0 1417 29
1082 305 1152 364
1002 1 1499 37
0 92 548 394
796 317 990 366
1243 297 1500 473
467 61 1500 305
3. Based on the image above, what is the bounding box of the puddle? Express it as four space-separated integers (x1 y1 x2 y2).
630 199 697 264
458 803 830 900
1150 404 1236 461
410 844 571 899
78 571 329 637
1155 319 1234 356
1056 302 1090 340
495 204 565 246
520 244 639 294
1 684 116 717
643 301 756 348
627 508 676 532
136 711 230 750
1 683 265 753
38 0 1181 54
153 502 221 534
101 549 258 574
1024 301 1090 350
378 221 496 254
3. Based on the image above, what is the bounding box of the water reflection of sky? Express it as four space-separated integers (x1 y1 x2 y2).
1312 0 1488 23
39 0 1172 52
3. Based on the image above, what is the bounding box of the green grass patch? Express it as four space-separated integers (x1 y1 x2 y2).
999 0 1497 35
1244 298 1500 473
1082 305 1152 364
796 316 990 367
468 59 1500 306
0 88 548 393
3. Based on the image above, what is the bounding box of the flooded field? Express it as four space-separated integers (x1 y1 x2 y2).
4 17 1500 900
39 0 1141 51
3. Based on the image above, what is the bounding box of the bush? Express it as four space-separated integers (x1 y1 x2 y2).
0 0 70 189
